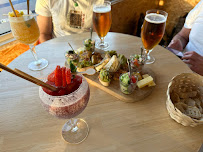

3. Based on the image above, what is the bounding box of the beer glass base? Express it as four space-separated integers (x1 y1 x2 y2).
95 41 109 50
146 55 155 64
62 118 89 144
28 58 48 71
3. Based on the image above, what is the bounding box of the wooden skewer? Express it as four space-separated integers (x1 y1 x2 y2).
68 42 74 51
3 14 37 16
27 0 30 15
0 63 58 92
8 0 17 17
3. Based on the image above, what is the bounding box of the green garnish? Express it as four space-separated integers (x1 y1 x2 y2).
74 2 78 7
107 50 117 57
70 61 77 73
77 60 92 68
100 69 110 82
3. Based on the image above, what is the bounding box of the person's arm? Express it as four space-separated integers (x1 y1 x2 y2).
182 51 203 76
168 27 191 51
37 15 53 43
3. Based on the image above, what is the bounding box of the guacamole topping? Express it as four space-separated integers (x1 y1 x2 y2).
99 69 110 82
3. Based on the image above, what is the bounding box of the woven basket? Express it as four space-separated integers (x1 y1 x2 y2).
166 73 203 127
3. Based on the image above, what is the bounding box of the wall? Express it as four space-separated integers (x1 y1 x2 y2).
110 0 200 45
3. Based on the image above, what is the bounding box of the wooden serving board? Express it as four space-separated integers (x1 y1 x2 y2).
84 67 156 102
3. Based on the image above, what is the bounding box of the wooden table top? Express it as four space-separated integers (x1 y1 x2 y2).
0 32 202 152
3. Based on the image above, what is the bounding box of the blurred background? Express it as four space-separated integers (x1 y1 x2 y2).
0 0 200 49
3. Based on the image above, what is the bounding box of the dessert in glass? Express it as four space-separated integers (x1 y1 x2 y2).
39 66 90 144
8 10 48 71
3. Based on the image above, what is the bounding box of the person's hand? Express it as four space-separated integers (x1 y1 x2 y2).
168 39 184 51
182 51 203 76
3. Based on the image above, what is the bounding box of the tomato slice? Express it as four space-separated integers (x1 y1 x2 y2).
131 76 137 83
133 59 140 67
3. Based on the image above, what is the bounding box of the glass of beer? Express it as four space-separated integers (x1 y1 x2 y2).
9 15 48 71
141 9 168 64
93 1 112 50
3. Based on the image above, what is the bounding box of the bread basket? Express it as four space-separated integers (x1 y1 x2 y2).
166 73 203 127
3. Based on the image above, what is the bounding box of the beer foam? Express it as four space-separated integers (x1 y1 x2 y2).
145 13 166 24
93 5 111 13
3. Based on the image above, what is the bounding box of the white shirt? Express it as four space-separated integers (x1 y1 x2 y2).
35 0 104 38
184 0 203 56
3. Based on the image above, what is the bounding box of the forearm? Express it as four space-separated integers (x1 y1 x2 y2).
168 27 190 51
171 33 188 49
39 33 52 43
37 15 53 43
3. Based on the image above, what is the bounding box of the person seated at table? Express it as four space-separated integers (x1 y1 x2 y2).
35 0 104 43
168 0 203 76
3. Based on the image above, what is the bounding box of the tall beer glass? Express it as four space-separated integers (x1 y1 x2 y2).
141 9 168 64
93 1 112 50
9 15 48 71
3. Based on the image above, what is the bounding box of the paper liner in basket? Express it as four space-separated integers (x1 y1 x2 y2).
166 73 203 127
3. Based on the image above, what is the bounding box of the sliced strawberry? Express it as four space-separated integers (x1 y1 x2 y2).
65 68 71 85
62 67 67 88
47 70 55 82
55 65 62 87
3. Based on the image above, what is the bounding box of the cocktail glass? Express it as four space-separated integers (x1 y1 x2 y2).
9 15 48 71
93 1 112 50
141 9 168 64
39 75 90 144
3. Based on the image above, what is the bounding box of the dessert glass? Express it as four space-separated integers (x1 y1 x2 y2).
39 75 90 144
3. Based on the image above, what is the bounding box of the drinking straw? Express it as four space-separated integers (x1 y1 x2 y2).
27 0 30 14
8 0 17 17
0 63 58 92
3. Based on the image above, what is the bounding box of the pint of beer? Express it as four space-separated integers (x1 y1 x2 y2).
93 2 112 39
141 11 167 52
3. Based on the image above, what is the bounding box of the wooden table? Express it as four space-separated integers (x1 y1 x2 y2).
0 32 202 152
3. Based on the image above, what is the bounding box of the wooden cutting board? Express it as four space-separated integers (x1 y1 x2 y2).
84 67 156 102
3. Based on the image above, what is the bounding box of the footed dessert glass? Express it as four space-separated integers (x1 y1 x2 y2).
39 75 90 144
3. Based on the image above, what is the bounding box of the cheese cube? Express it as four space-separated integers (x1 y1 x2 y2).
148 81 156 87
142 74 156 87
142 74 150 79
137 76 154 88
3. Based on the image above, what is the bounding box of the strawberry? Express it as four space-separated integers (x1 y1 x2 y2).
62 67 67 88
66 68 71 85
47 70 55 82
55 65 62 87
